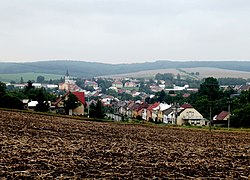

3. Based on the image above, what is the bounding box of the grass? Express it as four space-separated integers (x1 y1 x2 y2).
0 72 63 83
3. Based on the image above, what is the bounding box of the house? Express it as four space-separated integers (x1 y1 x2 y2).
126 101 137 118
27 101 38 110
176 103 206 126
54 91 85 115
146 102 160 122
238 85 250 92
132 103 149 119
112 81 123 88
22 99 29 109
84 80 98 89
124 82 137 88
213 111 230 126
163 107 175 124
152 103 172 123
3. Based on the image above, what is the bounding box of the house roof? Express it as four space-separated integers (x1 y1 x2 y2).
164 106 174 115
54 91 85 106
216 111 229 121
112 81 123 85
147 102 160 111
135 103 149 111
181 103 193 109
28 101 38 107
72 92 85 105
182 93 191 98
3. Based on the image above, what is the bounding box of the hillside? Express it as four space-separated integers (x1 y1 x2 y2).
1 110 250 179
0 60 250 79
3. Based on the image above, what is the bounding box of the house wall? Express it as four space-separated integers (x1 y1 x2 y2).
146 110 152 121
157 110 163 122
152 110 158 122
177 108 203 126
59 83 69 91
72 104 84 115
142 109 147 120
163 114 174 124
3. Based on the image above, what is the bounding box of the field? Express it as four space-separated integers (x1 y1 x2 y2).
182 67 250 79
0 72 63 83
0 110 250 179
101 67 250 79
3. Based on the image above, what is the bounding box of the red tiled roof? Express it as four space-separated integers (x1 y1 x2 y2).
113 81 123 85
54 92 70 105
181 103 193 109
216 111 229 121
72 92 85 105
147 102 160 111
54 91 85 106
182 93 191 98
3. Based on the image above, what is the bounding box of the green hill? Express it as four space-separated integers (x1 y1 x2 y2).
0 60 250 79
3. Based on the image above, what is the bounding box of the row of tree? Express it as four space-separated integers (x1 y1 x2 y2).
0 81 57 112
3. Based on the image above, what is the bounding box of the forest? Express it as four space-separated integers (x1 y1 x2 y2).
1 60 250 78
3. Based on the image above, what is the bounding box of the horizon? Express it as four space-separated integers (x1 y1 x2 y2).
1 59 250 65
1 1 250 64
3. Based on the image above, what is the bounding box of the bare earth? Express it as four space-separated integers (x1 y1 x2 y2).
0 110 250 179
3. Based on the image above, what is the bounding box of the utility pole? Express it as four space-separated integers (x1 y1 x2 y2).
209 102 212 132
227 98 231 130
87 95 90 118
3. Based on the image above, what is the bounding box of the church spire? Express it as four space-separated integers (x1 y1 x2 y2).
66 69 69 77
65 69 70 83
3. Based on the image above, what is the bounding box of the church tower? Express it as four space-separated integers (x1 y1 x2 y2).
65 69 70 83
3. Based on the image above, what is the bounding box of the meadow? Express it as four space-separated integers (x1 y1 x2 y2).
0 72 63 83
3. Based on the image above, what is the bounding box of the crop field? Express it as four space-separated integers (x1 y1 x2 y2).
101 67 250 79
182 67 250 79
0 72 63 83
0 110 250 179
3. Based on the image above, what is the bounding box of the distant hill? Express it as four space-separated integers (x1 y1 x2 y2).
0 60 250 79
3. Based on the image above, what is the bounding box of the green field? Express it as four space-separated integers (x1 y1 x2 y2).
0 72 64 83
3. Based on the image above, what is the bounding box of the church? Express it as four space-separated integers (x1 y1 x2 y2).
58 70 82 92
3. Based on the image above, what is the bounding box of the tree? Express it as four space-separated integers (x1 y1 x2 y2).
0 81 6 97
63 93 80 115
24 80 34 94
106 89 118 97
35 88 49 112
20 77 24 84
156 90 167 102
89 100 105 119
177 73 181 80
199 77 220 101
95 100 104 119
36 76 45 83
0 94 23 109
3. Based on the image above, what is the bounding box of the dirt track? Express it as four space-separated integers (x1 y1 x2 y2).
0 110 250 179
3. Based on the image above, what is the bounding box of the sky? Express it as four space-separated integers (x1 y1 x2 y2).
0 0 250 64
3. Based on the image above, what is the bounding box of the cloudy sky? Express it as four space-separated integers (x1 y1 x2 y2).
0 0 250 64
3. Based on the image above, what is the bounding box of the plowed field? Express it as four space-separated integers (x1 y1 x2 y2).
0 110 250 179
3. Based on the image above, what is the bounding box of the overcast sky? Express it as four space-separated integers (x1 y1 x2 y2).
0 0 250 64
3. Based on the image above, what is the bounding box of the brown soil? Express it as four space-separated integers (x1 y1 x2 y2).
0 110 249 179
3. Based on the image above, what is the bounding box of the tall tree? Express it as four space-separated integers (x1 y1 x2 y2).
35 88 49 112
24 80 34 94
20 77 24 84
0 81 6 97
36 75 45 83
89 100 104 119
63 93 80 115
198 77 220 101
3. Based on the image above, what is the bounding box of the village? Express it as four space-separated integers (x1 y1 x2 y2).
3 70 249 128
